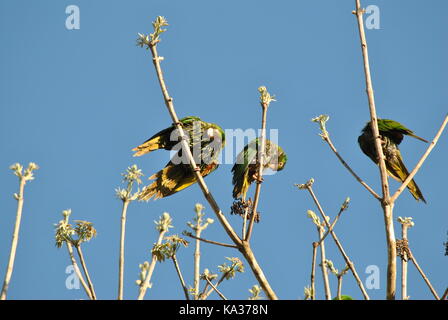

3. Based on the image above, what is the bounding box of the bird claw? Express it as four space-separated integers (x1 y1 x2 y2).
252 173 264 183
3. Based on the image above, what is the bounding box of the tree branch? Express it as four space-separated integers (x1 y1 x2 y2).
441 287 448 301
390 114 448 203
205 277 227 300
75 244 97 300
0 178 26 300
320 129 381 200
172 255 190 300
183 232 238 249
66 242 93 300
409 248 440 300
1 163 38 300
301 182 370 300
354 0 396 299
137 229 167 300
118 200 129 300
400 222 410 300
318 227 332 300
245 99 269 242
310 243 317 300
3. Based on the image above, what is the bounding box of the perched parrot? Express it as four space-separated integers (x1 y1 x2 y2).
133 116 225 200
231 138 287 200
358 119 428 203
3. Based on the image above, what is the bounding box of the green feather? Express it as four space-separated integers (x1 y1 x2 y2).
134 116 225 200
232 139 287 200
358 118 427 203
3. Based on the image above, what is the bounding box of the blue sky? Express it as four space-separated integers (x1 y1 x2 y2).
0 0 447 300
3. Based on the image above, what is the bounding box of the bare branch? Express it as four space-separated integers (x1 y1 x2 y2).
310 243 317 300
183 232 238 249
66 242 94 300
75 245 97 300
1 163 38 300
390 114 448 203
205 277 227 300
399 219 410 300
118 200 129 300
317 123 381 200
441 287 448 301
246 86 274 242
172 255 190 300
316 197 350 246
354 0 396 299
408 249 440 300
301 183 370 300
318 227 332 300
137 225 168 300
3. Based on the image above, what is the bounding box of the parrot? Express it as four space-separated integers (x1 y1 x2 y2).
231 138 287 200
357 119 428 203
132 116 225 200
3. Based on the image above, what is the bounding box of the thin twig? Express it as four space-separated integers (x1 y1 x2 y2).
202 269 231 300
66 242 93 300
354 0 396 299
400 223 409 300
183 232 238 249
118 200 130 300
441 287 448 300
337 276 343 300
322 134 381 200
0 178 26 300
310 243 317 300
408 249 440 300
193 227 202 300
137 230 167 300
172 255 190 300
245 103 268 242
242 207 249 240
318 227 332 300
390 114 448 203
317 206 344 247
305 184 370 300
75 244 97 300
205 277 227 300
198 282 210 300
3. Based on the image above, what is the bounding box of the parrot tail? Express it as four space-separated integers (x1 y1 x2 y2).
132 136 164 157
386 153 426 203
408 132 429 143
232 171 250 200
138 164 196 201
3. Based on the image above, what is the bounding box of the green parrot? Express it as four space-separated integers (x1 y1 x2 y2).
358 119 428 203
133 116 225 200
231 138 287 200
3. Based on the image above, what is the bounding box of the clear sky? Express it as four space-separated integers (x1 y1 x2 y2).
0 0 447 300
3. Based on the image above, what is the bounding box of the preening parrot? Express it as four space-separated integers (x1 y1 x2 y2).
231 138 287 200
358 119 427 203
133 116 225 200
